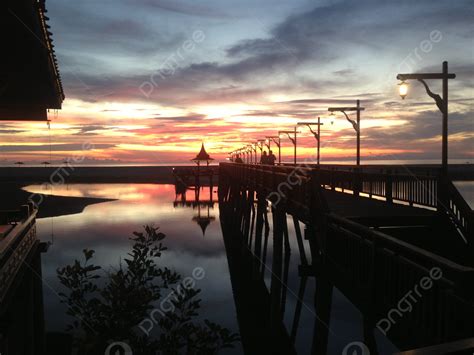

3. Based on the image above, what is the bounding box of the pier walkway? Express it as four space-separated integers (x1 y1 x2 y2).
219 162 474 354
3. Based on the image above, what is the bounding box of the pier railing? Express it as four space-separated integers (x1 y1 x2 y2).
0 203 38 303
221 163 472 240
324 213 474 348
446 178 473 239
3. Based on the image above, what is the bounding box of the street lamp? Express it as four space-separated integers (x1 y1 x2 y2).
264 138 271 151
297 117 324 165
236 148 243 163
230 150 238 162
396 61 455 175
256 140 265 163
328 100 365 166
246 145 254 164
248 144 257 164
398 80 409 99
243 147 250 164
279 128 300 165
266 136 281 164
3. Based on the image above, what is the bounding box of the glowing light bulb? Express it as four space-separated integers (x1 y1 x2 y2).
399 80 409 99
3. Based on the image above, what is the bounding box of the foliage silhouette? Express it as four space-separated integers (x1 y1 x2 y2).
57 225 239 354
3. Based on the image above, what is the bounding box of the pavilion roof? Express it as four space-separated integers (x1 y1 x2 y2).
191 143 214 162
0 0 64 121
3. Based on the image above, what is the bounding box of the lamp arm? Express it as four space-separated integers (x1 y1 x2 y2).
270 138 280 147
286 133 296 146
306 125 320 141
342 111 359 133
417 79 445 114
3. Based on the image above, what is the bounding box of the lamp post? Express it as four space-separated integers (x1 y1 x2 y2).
237 148 243 163
264 138 271 151
246 145 254 164
297 117 324 165
243 147 249 164
248 144 256 164
253 142 259 164
256 140 265 163
266 136 281 164
328 100 365 166
396 61 455 176
279 128 300 165
237 148 244 163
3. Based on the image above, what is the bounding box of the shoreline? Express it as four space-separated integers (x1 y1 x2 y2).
0 183 115 219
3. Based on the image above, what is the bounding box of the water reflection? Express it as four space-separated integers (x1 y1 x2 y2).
23 183 242 354
56 225 238 354
173 183 217 236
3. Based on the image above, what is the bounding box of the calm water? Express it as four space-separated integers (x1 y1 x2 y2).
24 182 474 354
29 184 242 353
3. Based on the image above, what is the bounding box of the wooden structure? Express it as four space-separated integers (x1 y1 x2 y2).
219 162 474 354
0 203 46 354
0 0 62 353
173 143 217 199
0 0 64 121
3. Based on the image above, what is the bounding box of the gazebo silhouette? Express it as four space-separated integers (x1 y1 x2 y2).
191 143 214 166
190 143 214 200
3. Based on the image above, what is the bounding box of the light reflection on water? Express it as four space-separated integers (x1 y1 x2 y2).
26 184 241 353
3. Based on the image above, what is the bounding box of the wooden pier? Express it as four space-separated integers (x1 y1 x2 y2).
219 162 474 354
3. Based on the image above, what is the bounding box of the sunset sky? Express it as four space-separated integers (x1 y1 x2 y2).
1 0 472 164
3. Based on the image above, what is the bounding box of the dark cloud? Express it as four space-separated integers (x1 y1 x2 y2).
54 0 473 110
155 113 207 122
131 0 231 18
363 110 473 157
0 129 25 134
282 98 377 105
0 144 116 152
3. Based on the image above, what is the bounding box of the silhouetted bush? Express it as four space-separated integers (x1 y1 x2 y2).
57 225 239 354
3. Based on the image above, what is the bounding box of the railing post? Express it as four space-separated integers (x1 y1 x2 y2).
331 168 335 191
386 170 393 204
437 169 448 213
270 203 285 327
354 167 361 197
